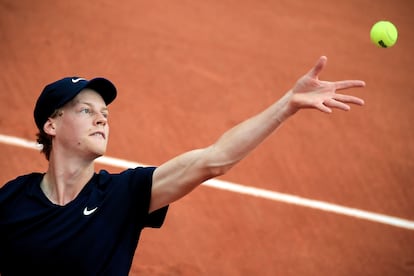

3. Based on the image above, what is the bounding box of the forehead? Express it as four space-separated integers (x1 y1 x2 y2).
70 88 107 106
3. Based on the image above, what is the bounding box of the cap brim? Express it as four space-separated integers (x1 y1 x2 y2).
86 77 117 105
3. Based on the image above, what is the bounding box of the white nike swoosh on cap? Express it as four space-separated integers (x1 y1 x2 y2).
72 78 87 83
83 206 98 216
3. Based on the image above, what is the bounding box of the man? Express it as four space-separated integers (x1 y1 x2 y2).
0 56 365 275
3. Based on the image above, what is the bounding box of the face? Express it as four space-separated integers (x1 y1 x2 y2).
51 89 110 159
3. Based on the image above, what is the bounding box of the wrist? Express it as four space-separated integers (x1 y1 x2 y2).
278 90 299 121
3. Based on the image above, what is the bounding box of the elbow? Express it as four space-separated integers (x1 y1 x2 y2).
203 146 240 178
208 163 235 178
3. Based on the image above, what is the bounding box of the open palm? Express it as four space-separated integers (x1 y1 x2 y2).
291 56 365 113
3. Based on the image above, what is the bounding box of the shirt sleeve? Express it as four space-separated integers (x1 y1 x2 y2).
138 167 169 228
146 205 169 228
123 167 169 228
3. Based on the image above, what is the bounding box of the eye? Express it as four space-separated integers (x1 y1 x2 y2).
80 108 92 115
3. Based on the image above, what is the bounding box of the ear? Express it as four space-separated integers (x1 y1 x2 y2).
43 119 57 136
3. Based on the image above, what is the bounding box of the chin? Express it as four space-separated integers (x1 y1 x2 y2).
89 148 106 159
89 141 107 155
95 149 106 157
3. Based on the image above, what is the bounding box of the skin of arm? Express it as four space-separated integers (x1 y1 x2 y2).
150 56 365 213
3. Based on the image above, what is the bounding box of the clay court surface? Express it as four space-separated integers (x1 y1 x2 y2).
1 0 414 275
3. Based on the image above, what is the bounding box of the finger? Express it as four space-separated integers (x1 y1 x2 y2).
324 98 350 111
317 102 332 113
308 56 327 79
334 94 365 105
334 80 366 90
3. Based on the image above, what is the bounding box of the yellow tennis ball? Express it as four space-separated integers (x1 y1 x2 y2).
370 21 398 48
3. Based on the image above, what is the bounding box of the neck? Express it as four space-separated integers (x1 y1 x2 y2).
41 153 96 206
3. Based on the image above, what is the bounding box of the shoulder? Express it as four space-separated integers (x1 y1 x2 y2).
96 167 157 186
93 167 156 197
0 173 43 201
1 173 43 190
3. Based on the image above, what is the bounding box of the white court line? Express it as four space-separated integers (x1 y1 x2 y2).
1 133 413 230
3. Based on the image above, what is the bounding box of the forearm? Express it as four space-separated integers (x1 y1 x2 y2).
151 90 296 212
205 90 296 172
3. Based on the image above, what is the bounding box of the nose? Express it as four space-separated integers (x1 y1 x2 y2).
95 112 107 126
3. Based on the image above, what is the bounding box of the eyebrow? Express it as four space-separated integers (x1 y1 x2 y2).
76 101 109 112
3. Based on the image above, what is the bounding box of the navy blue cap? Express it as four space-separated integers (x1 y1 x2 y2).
34 77 117 130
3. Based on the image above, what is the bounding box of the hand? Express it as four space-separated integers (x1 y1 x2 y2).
290 56 365 113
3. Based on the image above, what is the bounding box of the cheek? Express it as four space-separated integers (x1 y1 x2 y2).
57 119 88 142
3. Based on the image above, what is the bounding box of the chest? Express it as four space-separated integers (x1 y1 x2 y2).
0 186 138 268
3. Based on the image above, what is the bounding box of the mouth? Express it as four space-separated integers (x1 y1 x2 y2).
90 131 106 140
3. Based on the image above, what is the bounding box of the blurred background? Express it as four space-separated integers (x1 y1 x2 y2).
1 0 413 275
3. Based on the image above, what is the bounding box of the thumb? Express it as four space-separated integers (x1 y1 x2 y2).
308 56 327 79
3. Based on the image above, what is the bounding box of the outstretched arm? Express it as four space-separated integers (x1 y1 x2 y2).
149 56 365 212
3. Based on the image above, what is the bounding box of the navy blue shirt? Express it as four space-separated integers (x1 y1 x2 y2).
0 167 168 275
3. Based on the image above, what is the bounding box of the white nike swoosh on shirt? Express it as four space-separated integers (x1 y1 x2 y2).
71 78 87 83
83 206 98 216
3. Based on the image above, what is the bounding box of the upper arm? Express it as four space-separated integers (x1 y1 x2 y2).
149 147 227 213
